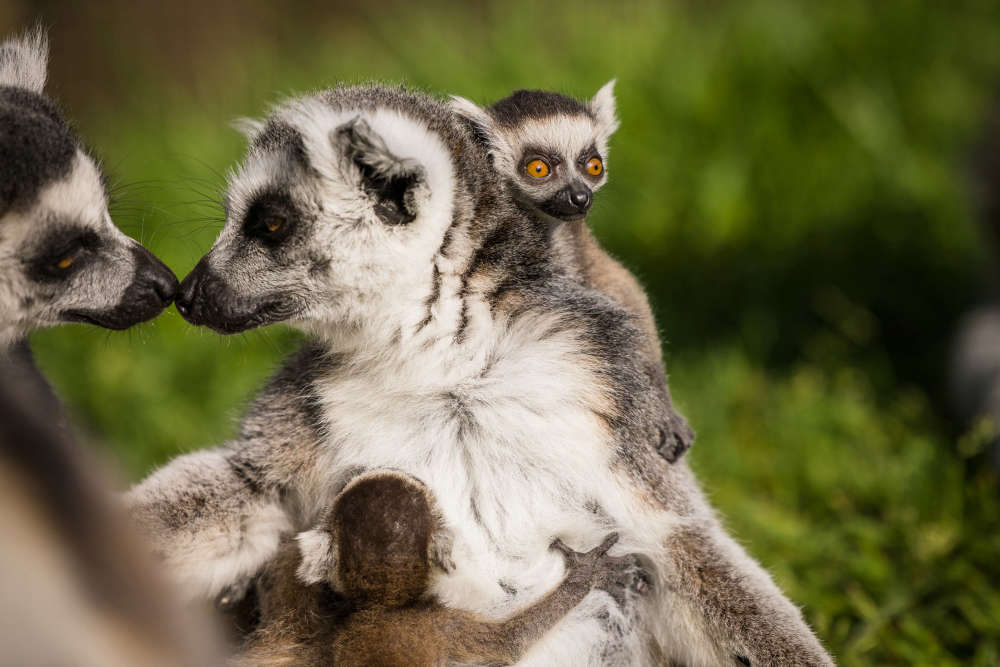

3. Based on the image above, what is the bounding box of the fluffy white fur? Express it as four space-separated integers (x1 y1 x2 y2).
0 26 47 93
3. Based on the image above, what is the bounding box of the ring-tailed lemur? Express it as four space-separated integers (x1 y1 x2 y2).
450 81 692 463
0 28 178 362
128 84 833 666
235 470 649 667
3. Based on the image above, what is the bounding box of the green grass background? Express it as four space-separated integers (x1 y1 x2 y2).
6 0 1000 663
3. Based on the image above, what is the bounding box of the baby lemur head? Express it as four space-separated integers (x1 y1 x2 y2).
451 80 619 223
0 27 178 346
298 471 438 610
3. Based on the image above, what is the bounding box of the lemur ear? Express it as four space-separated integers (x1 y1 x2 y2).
230 117 265 142
333 117 426 226
296 527 338 586
589 79 620 142
449 96 499 145
0 25 49 93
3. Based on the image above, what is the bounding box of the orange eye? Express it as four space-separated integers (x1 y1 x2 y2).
56 256 75 270
586 157 603 176
265 217 284 233
525 159 550 178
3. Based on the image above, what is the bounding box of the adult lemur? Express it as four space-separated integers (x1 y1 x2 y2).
0 28 178 375
451 81 692 462
0 28 213 665
129 84 833 665
235 470 648 666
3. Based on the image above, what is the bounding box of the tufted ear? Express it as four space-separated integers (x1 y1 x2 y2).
332 117 426 225
589 79 620 143
0 25 48 93
230 117 265 142
296 527 338 586
449 95 500 146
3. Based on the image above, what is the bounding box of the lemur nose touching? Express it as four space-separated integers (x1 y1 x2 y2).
4 25 833 667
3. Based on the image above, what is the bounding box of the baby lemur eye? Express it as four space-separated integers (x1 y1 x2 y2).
264 217 285 233
525 159 550 178
586 157 604 176
56 255 75 270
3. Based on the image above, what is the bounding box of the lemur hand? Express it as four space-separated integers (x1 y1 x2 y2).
550 533 651 607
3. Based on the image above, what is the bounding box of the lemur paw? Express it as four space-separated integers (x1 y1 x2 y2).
655 421 693 464
594 553 652 608
216 576 253 610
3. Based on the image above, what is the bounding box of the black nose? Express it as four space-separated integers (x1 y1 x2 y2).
175 255 209 319
147 262 179 304
132 245 179 304
569 189 592 211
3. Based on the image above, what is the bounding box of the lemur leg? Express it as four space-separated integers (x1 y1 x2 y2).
126 448 291 601
446 534 650 666
657 521 834 667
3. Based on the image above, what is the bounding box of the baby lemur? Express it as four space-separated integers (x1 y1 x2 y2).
450 82 693 464
235 471 649 667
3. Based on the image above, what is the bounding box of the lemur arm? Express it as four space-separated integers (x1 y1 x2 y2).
657 516 835 667
125 447 290 601
446 534 648 666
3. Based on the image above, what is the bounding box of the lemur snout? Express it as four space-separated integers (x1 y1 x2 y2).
137 247 180 305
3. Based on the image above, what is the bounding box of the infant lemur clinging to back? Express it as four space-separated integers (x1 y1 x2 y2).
236 470 649 667
450 82 693 463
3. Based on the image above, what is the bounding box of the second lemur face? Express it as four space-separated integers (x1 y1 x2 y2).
452 80 619 223
0 29 178 346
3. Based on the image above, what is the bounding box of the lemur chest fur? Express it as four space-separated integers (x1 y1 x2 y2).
305 316 646 614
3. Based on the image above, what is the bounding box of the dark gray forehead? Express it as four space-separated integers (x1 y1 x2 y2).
487 90 592 128
251 84 483 192
0 86 77 216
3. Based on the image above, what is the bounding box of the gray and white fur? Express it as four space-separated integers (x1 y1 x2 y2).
129 84 833 666
0 27 178 354
450 81 692 463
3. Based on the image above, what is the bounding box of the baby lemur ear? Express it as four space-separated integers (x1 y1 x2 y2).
296 526 339 586
449 96 497 144
589 79 620 143
0 25 48 93
332 116 427 226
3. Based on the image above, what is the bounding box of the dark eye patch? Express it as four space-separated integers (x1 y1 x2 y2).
243 189 298 246
26 227 103 283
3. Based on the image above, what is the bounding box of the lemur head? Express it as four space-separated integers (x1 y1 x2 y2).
450 80 619 223
296 471 438 610
176 85 487 337
0 28 178 347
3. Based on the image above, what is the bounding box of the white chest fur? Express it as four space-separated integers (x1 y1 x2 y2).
309 314 661 620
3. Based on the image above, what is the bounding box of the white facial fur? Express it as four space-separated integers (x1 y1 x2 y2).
0 152 142 346
199 98 459 344
450 80 619 215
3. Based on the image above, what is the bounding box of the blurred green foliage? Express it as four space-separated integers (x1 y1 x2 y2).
10 0 1000 662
